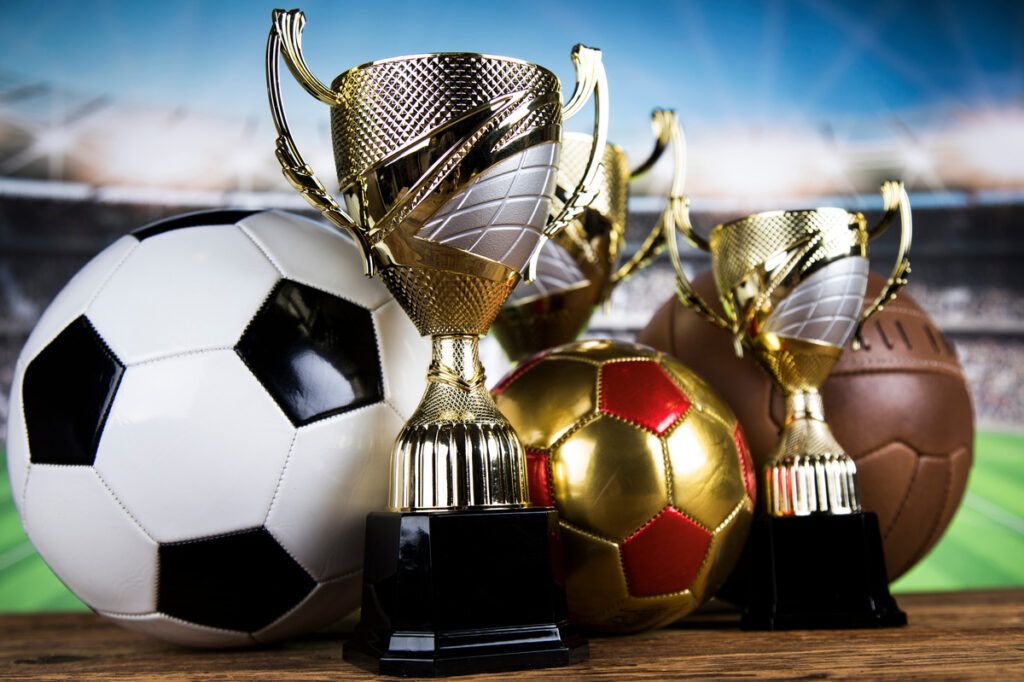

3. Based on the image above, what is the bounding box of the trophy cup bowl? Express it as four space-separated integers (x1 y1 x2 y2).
267 8 607 675
665 181 912 630
492 110 686 361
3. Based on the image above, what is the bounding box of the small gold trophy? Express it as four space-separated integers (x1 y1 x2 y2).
665 181 912 629
492 110 686 361
266 8 605 674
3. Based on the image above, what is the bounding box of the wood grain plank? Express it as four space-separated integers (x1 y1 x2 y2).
0 590 1021 680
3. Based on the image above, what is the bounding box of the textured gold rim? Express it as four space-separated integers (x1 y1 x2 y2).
709 206 865 241
334 51 556 87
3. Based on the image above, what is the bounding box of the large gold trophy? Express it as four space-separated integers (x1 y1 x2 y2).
665 180 912 629
492 110 685 361
266 8 606 675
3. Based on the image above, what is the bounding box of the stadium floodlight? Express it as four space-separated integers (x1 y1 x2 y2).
34 128 75 156
690 128 812 201
902 146 932 175
954 109 1024 186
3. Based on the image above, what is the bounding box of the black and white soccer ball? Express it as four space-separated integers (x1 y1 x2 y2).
5 209 430 647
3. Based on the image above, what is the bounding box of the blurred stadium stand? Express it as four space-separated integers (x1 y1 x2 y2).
1 74 1022 437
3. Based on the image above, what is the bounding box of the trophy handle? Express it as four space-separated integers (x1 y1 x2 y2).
664 197 732 334
852 180 913 349
525 45 609 282
606 109 685 294
266 9 376 276
662 114 730 333
628 108 673 179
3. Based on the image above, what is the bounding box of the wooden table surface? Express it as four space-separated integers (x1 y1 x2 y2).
1 589 1022 680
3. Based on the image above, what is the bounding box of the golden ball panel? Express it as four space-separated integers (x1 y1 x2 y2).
659 356 739 425
549 338 659 364
493 357 597 449
560 524 629 622
599 591 699 634
686 498 753 604
665 409 749 531
552 415 669 542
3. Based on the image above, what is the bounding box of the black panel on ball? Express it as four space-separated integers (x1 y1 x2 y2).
236 280 384 426
132 209 260 241
22 316 124 466
158 527 315 633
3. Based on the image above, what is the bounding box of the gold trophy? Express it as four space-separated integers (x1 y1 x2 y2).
266 8 606 675
664 180 912 629
492 109 685 361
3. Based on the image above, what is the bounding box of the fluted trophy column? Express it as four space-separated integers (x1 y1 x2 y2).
390 333 528 511
267 7 606 675
665 179 912 630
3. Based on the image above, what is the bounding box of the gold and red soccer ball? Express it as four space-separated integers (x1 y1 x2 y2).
494 340 755 633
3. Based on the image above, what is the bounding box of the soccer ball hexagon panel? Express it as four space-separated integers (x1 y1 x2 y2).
494 339 755 634
6 209 431 646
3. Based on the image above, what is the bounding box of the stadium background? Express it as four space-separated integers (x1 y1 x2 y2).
0 0 1021 610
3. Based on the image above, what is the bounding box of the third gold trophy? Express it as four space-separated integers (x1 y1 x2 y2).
267 8 607 675
665 179 912 629
492 109 686 361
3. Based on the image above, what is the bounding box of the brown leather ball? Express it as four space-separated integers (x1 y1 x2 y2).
636 270 974 581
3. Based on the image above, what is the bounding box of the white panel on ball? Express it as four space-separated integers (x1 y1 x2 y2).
22 466 157 614
95 350 295 543
6 364 29 517
87 226 279 364
100 612 254 649
238 210 391 311
18 236 137 364
266 403 401 581
372 299 431 420
252 573 362 645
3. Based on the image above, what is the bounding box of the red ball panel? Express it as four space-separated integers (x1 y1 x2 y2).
525 449 555 508
732 424 757 502
620 506 711 597
599 361 690 436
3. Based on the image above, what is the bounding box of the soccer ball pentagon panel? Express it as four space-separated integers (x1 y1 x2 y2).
6 209 429 647
492 340 755 633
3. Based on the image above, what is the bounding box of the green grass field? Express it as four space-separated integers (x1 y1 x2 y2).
0 430 1021 611
891 430 1024 592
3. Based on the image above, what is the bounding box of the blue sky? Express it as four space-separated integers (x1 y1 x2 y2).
2 0 1021 150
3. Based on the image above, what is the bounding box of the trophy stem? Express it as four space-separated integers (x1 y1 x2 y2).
389 334 529 511
764 389 861 517
742 387 906 630
352 340 587 675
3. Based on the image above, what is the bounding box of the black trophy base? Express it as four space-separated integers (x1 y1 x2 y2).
742 512 907 631
344 507 587 677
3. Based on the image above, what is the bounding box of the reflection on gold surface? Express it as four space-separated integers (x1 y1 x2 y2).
665 411 747 531
494 358 598 449
554 415 669 542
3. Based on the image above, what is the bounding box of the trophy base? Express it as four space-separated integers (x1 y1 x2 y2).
741 512 906 631
344 507 588 677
